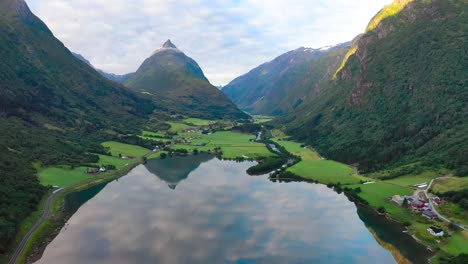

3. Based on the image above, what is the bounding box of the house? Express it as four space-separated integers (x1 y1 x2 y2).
127 155 135 159
422 209 438 219
99 167 106 172
411 201 426 211
392 195 404 206
433 197 444 205
427 226 444 236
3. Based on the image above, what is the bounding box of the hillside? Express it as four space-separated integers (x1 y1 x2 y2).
72 52 134 83
278 0 468 174
223 43 351 116
125 40 248 120
0 0 153 251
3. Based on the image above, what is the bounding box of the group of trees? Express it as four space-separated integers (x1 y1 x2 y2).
436 189 468 210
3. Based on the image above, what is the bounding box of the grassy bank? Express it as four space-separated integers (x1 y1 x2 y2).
271 136 468 261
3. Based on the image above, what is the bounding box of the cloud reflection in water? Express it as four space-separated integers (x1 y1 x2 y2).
35 157 396 264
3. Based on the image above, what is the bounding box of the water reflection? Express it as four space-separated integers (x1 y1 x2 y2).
145 153 213 189
36 157 398 264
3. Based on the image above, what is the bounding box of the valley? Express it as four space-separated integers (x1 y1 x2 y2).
1 0 467 263
3 118 467 264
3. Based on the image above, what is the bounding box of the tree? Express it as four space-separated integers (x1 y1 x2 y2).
160 153 167 159
193 148 199 155
377 206 386 214
402 197 409 208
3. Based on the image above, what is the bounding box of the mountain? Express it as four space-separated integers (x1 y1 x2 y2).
72 52 134 83
222 43 351 116
278 0 468 174
0 0 153 251
125 40 248 120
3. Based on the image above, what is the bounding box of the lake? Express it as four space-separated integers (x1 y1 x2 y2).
35 154 429 263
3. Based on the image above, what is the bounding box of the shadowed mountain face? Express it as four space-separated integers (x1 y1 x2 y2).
278 0 468 174
145 154 214 189
222 43 351 116
125 40 249 120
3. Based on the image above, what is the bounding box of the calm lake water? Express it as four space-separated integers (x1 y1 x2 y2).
36 154 429 264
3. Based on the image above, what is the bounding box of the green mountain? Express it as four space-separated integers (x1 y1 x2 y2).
223 43 351 116
278 0 468 174
0 0 153 251
125 40 248 120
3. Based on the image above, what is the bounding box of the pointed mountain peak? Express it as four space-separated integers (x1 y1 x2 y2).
162 39 177 49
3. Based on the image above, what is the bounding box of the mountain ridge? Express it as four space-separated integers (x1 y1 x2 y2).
223 42 351 115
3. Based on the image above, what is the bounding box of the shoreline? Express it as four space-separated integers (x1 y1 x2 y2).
6 155 149 264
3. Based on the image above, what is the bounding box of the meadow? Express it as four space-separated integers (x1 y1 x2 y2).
173 130 274 159
102 141 150 157
183 118 214 126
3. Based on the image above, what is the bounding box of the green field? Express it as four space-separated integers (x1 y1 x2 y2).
288 160 364 184
441 232 468 255
172 131 274 159
274 139 320 161
94 154 130 169
273 139 364 184
350 182 413 217
252 115 273 124
386 170 442 187
38 166 94 187
147 151 166 160
166 122 194 133
431 177 468 193
183 118 214 126
102 141 150 157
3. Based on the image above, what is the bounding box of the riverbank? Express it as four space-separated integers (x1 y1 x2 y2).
4 152 150 264
270 137 467 263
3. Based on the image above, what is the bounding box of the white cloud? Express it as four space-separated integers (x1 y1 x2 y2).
25 0 392 85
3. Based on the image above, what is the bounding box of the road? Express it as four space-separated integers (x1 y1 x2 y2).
8 187 65 264
424 178 467 232
8 152 153 264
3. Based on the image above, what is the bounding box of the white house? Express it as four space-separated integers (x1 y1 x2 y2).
427 226 444 237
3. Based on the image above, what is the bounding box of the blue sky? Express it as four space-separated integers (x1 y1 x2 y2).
26 0 392 85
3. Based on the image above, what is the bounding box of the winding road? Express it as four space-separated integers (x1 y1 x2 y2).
423 178 467 232
8 187 66 264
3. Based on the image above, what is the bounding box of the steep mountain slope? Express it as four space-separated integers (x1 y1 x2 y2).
279 0 468 174
223 43 351 115
72 52 134 83
0 0 153 251
125 40 248 120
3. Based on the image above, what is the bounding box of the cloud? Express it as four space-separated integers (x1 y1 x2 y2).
25 0 392 85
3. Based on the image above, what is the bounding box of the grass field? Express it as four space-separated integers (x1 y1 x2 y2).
273 139 364 184
349 182 413 217
252 115 273 124
431 177 468 193
288 160 365 184
441 231 468 255
102 141 150 157
147 151 168 160
173 131 274 159
38 166 94 187
94 154 130 169
274 139 320 161
183 118 214 126
166 122 194 133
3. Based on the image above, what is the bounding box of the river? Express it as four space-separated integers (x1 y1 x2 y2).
35 154 430 263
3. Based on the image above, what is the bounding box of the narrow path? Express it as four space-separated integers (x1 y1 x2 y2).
424 178 467 231
9 187 65 264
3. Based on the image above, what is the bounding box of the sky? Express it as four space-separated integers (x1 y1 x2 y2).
26 0 392 85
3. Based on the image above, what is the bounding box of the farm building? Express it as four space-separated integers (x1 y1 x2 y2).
427 226 444 236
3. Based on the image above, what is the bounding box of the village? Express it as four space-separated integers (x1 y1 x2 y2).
392 182 447 237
